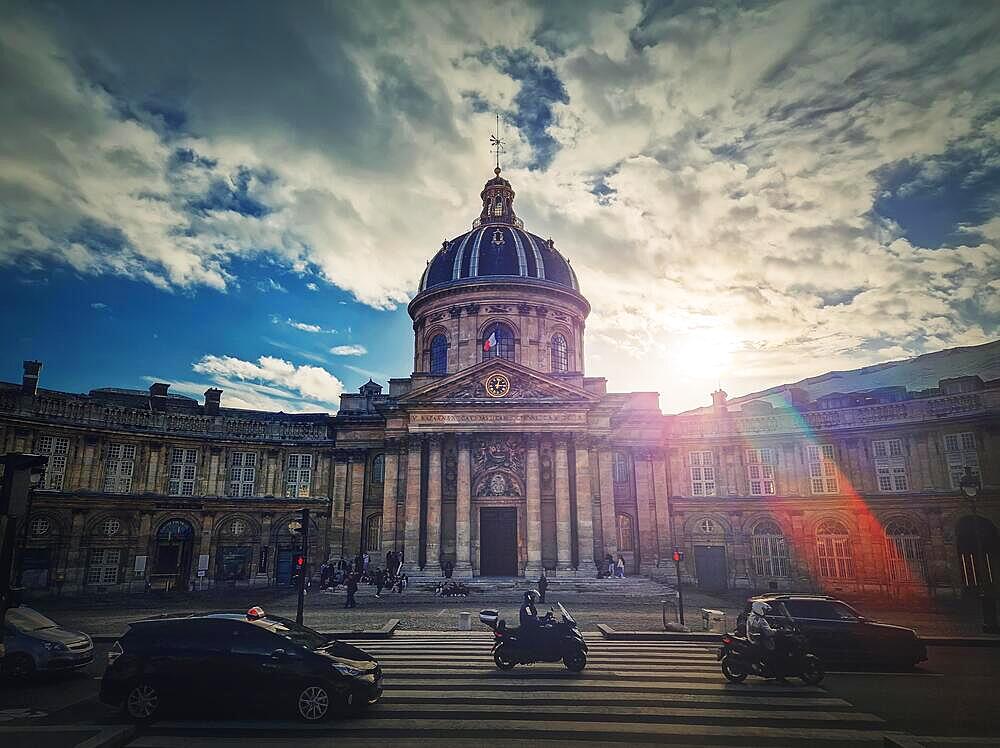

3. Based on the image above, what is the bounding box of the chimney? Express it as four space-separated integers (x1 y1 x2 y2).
204 388 222 415
22 360 42 395
711 389 728 412
149 382 170 398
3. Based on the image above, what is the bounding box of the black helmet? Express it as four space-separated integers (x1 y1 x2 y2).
525 589 540 604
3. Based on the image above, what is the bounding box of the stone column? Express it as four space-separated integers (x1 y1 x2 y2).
345 454 366 558
65 510 88 592
652 449 672 564
330 457 349 561
454 434 473 576
525 434 543 575
381 443 400 551
424 435 443 574
402 437 423 573
574 436 595 572
598 442 618 560
554 435 573 572
633 449 656 575
195 513 215 591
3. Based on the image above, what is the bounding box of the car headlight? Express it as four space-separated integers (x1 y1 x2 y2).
42 641 67 652
332 663 364 677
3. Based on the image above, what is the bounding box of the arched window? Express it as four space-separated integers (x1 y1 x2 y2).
816 521 854 579
157 519 194 542
364 513 382 552
751 520 790 577
616 514 634 552
697 518 718 534
30 516 50 537
492 197 504 216
551 334 568 372
482 322 515 362
430 335 448 374
885 520 924 582
612 452 629 484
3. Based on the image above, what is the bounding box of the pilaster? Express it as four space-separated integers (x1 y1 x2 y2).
425 434 443 574
597 442 618 560
381 442 401 551
402 437 423 572
525 433 543 575
454 434 473 576
574 435 595 572
554 434 572 571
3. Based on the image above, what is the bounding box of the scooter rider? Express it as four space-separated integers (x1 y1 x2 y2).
520 589 541 628
746 601 780 675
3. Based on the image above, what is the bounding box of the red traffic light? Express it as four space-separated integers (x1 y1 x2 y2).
294 554 305 569
672 549 684 563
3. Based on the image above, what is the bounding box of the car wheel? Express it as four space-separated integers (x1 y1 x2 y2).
297 684 331 722
721 656 748 683
493 646 516 670
125 683 161 721
563 649 586 673
4 653 35 679
800 655 824 686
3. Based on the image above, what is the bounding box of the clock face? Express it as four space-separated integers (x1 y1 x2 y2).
485 373 511 398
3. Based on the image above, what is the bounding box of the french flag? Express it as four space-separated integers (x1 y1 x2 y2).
483 331 497 352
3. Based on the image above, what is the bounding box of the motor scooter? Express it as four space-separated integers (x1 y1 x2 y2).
718 618 824 685
479 602 588 672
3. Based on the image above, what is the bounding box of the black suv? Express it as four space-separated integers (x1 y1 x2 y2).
100 609 382 721
737 594 927 668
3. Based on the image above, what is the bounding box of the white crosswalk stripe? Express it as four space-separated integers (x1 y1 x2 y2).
128 632 888 746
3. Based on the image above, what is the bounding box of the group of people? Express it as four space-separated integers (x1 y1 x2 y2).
315 550 409 608
599 554 627 578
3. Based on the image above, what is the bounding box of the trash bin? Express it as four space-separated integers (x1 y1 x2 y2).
701 608 725 633
458 611 472 631
661 593 679 629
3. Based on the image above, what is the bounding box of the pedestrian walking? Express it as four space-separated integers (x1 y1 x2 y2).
538 570 548 603
395 549 404 576
443 559 454 579
615 555 626 578
605 553 614 578
386 549 395 573
345 573 359 608
375 568 385 598
362 551 370 573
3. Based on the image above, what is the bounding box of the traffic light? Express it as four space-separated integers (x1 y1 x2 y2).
294 554 305 571
672 549 685 563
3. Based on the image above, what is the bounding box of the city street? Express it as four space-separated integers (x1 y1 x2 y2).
3 635 998 746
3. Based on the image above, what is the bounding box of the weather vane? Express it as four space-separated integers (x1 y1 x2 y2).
490 112 505 172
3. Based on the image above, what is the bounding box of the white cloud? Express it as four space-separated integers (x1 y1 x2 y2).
90 302 108 310
257 278 287 293
3 2 999 409
278 317 336 334
329 344 367 356
190 354 344 410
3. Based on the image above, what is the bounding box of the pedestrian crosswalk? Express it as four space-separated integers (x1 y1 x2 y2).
128 631 888 746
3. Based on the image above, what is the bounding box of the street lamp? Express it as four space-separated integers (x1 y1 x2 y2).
959 468 999 634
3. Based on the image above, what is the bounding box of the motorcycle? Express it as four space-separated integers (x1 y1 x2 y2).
479 602 588 672
718 620 824 685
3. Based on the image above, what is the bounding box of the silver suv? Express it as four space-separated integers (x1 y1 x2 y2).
2 606 94 677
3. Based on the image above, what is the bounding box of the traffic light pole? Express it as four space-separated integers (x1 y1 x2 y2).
673 549 685 626
296 507 309 626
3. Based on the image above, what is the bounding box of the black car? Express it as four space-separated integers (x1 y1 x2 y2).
100 607 382 721
737 594 927 668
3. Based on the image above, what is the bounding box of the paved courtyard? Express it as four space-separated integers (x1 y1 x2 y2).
22 578 996 639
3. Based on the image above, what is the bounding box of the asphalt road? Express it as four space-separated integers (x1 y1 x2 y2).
0 641 997 746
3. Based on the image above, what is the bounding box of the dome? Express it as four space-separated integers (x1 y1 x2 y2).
417 168 580 293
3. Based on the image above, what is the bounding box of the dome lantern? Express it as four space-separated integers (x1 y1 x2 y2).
476 167 520 229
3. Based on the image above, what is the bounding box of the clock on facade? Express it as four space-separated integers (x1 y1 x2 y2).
485 373 511 398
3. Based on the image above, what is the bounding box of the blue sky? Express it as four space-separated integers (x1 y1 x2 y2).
1 1 998 413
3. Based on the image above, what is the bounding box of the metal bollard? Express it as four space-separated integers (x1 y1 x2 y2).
458 611 472 631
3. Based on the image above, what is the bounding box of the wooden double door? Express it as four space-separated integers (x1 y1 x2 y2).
480 507 518 576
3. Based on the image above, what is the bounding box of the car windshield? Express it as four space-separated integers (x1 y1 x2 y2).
257 615 329 651
6 607 57 632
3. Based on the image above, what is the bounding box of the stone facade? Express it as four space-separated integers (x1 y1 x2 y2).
2 169 998 598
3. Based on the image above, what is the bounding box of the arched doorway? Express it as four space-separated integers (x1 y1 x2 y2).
152 519 195 592
956 515 999 590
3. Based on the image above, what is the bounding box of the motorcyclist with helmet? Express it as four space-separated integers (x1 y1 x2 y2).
520 589 541 628
746 600 783 676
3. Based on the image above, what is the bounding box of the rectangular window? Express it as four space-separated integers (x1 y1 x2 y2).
872 439 908 492
746 448 776 496
85 548 121 585
168 448 198 496
689 451 716 496
228 452 257 497
944 432 980 488
36 435 70 490
285 454 312 498
103 444 136 494
807 444 839 494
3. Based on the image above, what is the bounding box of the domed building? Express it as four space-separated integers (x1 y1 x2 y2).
0 167 996 599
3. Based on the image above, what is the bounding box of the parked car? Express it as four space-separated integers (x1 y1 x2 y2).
100 607 382 722
2 606 94 678
736 594 927 668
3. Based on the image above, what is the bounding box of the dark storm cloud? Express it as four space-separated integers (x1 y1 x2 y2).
477 48 570 171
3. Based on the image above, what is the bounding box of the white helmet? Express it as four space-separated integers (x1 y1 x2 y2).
751 601 771 616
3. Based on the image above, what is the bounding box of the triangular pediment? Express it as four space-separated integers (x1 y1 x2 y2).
397 360 599 405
